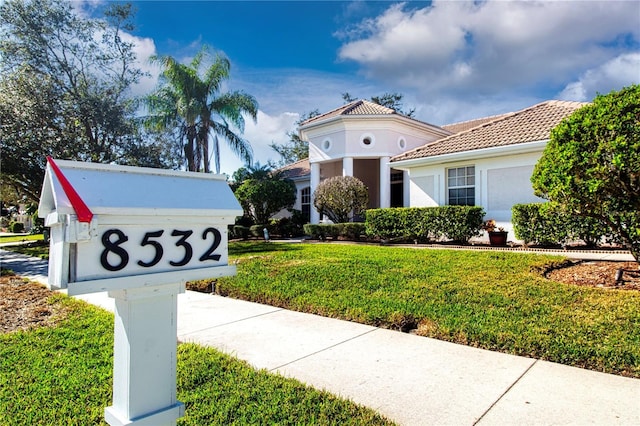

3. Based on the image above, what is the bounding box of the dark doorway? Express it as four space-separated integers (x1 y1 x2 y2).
390 170 404 207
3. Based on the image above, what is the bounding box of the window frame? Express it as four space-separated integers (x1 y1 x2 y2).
446 165 476 206
300 186 311 221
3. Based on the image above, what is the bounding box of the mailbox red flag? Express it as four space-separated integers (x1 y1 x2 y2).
46 157 94 223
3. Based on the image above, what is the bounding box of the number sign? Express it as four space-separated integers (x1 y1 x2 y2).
75 224 229 283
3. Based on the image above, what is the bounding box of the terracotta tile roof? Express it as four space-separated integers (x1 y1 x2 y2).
391 100 588 163
300 99 397 126
278 158 310 180
442 113 513 134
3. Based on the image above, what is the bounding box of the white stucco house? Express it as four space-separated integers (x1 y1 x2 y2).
280 98 587 238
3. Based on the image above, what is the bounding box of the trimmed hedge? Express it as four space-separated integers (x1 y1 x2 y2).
231 225 250 240
365 206 485 243
512 203 614 246
303 223 366 241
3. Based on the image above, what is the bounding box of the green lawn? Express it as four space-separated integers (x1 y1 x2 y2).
0 234 43 243
1 239 48 259
0 294 393 425
214 242 640 378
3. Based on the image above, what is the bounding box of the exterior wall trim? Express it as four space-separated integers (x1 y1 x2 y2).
391 140 548 170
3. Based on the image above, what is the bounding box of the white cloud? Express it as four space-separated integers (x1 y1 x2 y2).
338 1 640 97
557 52 640 101
216 110 300 176
125 33 161 96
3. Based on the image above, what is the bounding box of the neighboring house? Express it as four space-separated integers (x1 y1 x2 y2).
279 99 587 238
277 158 311 221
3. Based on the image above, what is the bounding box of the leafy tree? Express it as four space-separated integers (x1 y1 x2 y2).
342 92 356 103
270 110 319 166
0 0 173 201
234 168 296 225
146 46 258 173
371 92 416 117
230 162 274 191
531 85 640 262
313 176 369 223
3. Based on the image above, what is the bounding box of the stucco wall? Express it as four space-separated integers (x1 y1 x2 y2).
307 118 443 164
406 151 546 224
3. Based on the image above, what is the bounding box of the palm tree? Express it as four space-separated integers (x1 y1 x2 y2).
146 46 258 173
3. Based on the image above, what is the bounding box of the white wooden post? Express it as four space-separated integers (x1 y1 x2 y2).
104 283 185 426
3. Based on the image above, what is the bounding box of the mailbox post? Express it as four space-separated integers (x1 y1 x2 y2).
39 158 242 425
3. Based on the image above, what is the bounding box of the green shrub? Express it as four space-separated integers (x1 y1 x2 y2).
303 224 323 239
433 206 484 243
303 223 365 240
512 203 614 246
250 224 268 238
232 225 250 240
10 221 24 233
313 176 369 223
269 215 305 238
365 208 414 241
339 223 366 240
366 206 484 243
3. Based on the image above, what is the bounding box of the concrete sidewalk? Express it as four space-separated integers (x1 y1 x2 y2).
2 249 639 425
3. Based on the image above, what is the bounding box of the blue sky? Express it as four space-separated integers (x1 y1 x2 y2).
86 1 640 176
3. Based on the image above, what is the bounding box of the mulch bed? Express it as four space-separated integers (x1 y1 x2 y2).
0 275 59 333
546 261 640 291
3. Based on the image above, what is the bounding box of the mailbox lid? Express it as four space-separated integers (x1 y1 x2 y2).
39 160 242 218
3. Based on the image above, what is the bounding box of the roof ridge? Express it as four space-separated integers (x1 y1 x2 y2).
443 99 586 137
436 110 516 141
342 99 365 115
442 112 512 128
300 101 361 125
545 99 590 108
281 157 309 168
357 99 396 114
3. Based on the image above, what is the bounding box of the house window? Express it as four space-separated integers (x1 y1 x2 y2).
447 166 475 206
301 186 311 222
360 133 375 148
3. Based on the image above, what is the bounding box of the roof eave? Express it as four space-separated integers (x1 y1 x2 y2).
391 140 549 170
299 114 450 138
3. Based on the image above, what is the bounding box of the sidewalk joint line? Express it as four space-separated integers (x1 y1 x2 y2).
473 359 538 425
179 307 284 337
269 328 379 372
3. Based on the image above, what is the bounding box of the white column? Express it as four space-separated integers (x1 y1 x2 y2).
379 156 390 209
403 170 410 207
310 162 320 224
342 157 353 177
104 283 185 426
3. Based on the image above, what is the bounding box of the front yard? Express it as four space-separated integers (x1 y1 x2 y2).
3 240 639 378
205 242 640 378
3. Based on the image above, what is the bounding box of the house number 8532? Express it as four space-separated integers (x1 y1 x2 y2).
100 228 222 272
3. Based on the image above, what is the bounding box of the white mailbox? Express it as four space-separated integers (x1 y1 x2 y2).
39 158 243 426
39 158 242 296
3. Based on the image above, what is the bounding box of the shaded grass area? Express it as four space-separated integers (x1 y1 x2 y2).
2 240 49 259
218 242 640 377
0 294 393 425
